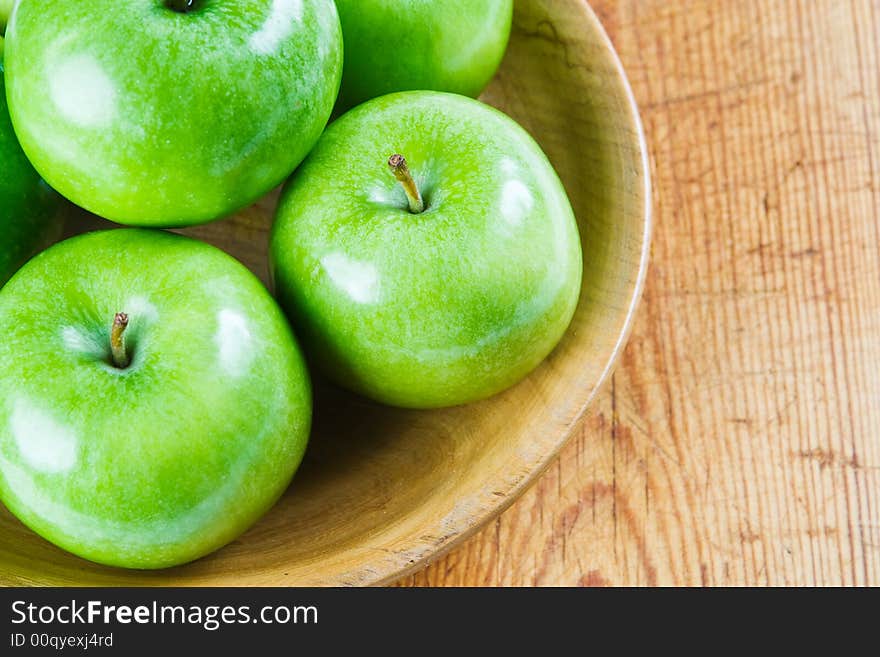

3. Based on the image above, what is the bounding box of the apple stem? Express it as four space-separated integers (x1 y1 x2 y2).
388 154 425 214
110 313 130 369
165 0 197 12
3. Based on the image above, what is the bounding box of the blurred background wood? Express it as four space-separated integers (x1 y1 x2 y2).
397 0 880 586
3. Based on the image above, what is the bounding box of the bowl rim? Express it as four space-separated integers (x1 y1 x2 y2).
0 2 653 588
371 2 654 586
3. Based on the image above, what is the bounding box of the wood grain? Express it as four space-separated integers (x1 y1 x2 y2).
398 0 880 586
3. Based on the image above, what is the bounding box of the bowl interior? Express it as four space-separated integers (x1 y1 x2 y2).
0 0 650 586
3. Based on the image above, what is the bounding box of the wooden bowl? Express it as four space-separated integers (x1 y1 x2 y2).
0 0 651 586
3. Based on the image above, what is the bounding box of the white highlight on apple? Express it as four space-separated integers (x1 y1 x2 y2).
499 179 534 227
10 397 78 474
367 184 393 205
215 309 254 377
500 157 519 176
61 325 104 357
48 54 118 128
321 252 380 304
249 0 304 55
125 296 159 324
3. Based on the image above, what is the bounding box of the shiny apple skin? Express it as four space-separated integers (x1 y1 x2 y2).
0 229 312 569
4 0 343 227
271 91 582 409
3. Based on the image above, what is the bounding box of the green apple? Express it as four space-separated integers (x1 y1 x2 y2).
0 0 13 34
334 0 513 111
0 44 63 287
271 91 582 409
0 229 311 569
4 0 343 227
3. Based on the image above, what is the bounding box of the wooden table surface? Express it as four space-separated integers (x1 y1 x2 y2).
396 0 880 586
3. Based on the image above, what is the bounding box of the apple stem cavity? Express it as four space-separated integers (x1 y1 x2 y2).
110 313 131 369
388 154 425 214
165 0 198 13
